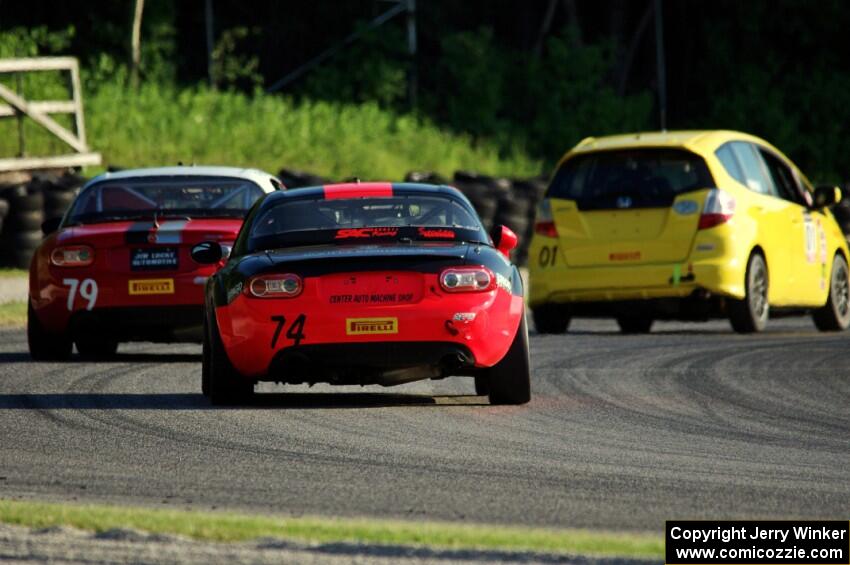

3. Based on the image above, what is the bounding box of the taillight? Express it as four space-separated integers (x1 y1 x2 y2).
247 274 302 298
439 267 495 293
534 199 558 237
698 189 736 230
535 220 558 237
50 245 94 267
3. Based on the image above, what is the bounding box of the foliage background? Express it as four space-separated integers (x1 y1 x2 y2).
1 0 849 182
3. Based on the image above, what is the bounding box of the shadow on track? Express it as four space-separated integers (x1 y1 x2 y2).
0 392 487 410
0 352 201 364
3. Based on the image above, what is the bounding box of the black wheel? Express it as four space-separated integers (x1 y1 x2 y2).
75 339 119 359
728 252 769 333
616 316 654 334
205 308 253 405
487 313 531 405
201 314 211 396
813 254 850 331
473 375 489 396
531 304 570 334
27 301 72 360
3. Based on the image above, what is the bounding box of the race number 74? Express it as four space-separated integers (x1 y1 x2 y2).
64 278 98 311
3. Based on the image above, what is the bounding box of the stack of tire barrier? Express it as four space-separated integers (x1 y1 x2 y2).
446 171 548 266
0 198 8 243
510 176 548 266
277 168 329 189
404 171 447 185
450 171 500 231
0 173 85 269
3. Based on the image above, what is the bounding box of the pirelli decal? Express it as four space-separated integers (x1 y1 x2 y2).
346 317 398 335
128 278 175 295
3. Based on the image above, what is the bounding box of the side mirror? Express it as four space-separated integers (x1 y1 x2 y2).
41 217 62 236
191 241 223 264
490 225 518 259
814 185 842 208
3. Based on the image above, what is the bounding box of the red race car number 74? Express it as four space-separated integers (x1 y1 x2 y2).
270 314 307 348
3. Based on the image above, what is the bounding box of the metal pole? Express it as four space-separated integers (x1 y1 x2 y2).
130 0 145 89
654 0 667 130
205 0 215 88
406 0 417 109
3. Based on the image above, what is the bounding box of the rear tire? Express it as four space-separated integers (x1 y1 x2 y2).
532 304 570 334
616 316 654 334
728 252 769 333
205 308 253 405
201 315 211 397
27 301 72 360
487 313 531 405
813 254 850 331
473 375 489 396
75 339 118 359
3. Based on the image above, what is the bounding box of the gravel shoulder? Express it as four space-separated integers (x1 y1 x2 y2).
0 523 657 565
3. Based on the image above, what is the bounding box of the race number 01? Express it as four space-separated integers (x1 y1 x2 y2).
539 245 558 267
64 278 98 311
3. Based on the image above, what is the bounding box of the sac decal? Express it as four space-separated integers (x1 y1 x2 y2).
335 227 398 239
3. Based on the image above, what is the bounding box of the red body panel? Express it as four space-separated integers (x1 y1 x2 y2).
30 219 242 333
323 183 393 199
216 272 524 378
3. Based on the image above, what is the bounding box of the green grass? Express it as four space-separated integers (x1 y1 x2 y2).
0 269 27 278
0 499 663 558
0 301 26 326
0 81 542 180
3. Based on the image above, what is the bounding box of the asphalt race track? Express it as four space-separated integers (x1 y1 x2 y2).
1 317 848 532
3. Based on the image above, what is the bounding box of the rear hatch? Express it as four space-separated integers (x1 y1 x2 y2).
546 148 714 267
264 243 472 306
62 218 242 274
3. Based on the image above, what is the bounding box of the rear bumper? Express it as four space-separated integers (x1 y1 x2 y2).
529 256 746 306
216 280 524 378
268 342 476 385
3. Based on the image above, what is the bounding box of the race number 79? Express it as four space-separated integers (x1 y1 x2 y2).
63 278 98 311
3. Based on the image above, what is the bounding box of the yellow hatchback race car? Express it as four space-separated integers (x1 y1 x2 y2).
528 130 850 333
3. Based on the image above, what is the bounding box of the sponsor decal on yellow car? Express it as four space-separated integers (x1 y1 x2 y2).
128 278 175 295
346 317 398 335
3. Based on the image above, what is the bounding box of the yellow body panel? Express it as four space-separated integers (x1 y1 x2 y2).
529 130 849 310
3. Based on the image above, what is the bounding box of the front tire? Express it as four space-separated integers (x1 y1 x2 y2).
487 312 531 405
813 254 850 331
728 252 769 333
205 308 253 405
531 304 570 334
27 301 72 360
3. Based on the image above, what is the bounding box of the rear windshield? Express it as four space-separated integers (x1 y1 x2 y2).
547 149 714 210
66 176 264 225
247 194 485 252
